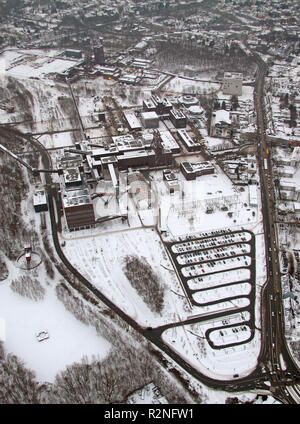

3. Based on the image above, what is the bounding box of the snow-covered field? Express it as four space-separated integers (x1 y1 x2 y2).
0 259 111 383
164 77 220 95
61 228 189 327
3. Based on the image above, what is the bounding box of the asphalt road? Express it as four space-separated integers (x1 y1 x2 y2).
252 53 300 403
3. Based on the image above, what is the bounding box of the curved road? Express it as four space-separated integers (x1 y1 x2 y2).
252 52 300 403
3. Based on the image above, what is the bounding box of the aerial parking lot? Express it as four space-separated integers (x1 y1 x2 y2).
187 268 251 290
176 243 251 265
166 229 255 308
192 282 252 306
162 310 260 380
170 231 252 254
161 228 258 379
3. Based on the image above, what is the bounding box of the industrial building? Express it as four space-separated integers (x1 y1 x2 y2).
180 161 215 180
128 171 152 210
57 126 182 231
57 151 83 171
118 149 157 170
179 95 199 107
249 184 258 207
63 167 83 188
169 109 187 128
101 156 119 181
64 49 83 59
60 167 95 231
33 188 48 213
143 95 172 115
177 128 202 152
94 65 119 79
151 94 172 115
141 111 159 129
94 43 105 65
158 130 181 154
163 169 180 193
143 98 157 112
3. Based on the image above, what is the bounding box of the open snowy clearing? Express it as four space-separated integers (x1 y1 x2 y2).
61 228 190 327
0 258 111 383
164 77 220 95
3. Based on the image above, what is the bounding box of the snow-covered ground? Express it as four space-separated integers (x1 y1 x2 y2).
61 228 190 328
164 77 220 95
0 258 111 383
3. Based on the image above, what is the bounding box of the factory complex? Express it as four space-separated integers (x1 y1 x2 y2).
49 94 214 231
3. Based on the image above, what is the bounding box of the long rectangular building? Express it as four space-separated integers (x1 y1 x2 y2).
123 111 142 130
33 188 48 213
158 130 181 154
170 109 187 128
181 161 215 180
177 129 202 152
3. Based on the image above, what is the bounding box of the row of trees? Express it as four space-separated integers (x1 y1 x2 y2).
123 255 165 314
155 42 256 79
0 153 32 260
10 275 46 301
0 342 40 404
0 254 8 281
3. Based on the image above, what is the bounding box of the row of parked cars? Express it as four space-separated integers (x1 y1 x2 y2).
172 232 251 255
182 255 251 277
177 244 250 264
175 229 233 242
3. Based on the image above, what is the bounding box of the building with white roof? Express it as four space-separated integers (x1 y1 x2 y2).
249 184 258 207
123 111 142 130
210 110 232 138
33 188 48 213
158 130 180 153
141 111 159 129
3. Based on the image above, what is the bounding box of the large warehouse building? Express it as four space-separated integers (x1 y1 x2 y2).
60 167 95 231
